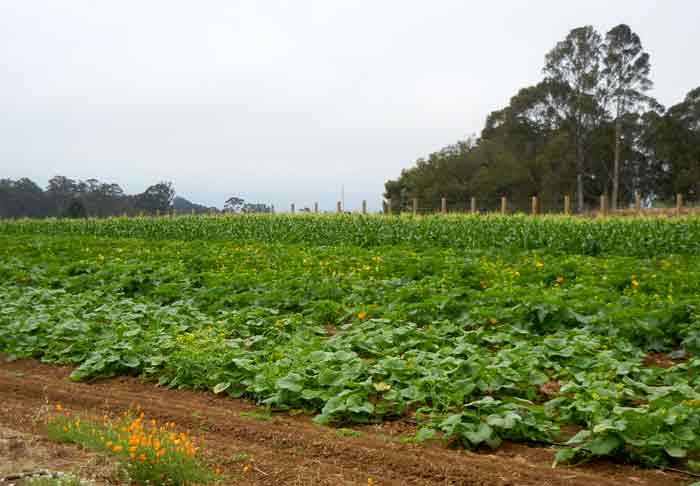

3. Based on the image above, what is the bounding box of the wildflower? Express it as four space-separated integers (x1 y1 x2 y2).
358 311 367 320
556 276 564 284
243 464 252 474
535 261 544 268
55 404 63 412
139 453 146 461
113 445 123 453
631 279 639 288
488 317 498 325
373 382 391 392
214 468 222 476
368 478 375 485
130 452 136 459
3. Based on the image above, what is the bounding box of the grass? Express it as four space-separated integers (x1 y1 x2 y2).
238 411 272 422
24 474 92 486
335 428 361 438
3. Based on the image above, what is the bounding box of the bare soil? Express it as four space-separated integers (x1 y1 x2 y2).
0 356 691 486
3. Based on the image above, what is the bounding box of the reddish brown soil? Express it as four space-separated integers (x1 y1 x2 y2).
642 353 683 369
0 357 691 486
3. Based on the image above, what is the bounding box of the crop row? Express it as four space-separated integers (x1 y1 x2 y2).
1 234 699 467
2 214 700 256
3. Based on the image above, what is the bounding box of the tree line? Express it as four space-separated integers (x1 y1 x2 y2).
384 24 700 212
0 175 272 218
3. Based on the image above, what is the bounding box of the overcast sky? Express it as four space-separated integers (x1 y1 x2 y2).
1 1 699 211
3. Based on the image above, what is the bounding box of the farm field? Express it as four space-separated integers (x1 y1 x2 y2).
1 215 700 484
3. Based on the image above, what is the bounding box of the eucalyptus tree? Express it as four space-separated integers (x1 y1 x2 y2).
543 26 604 211
602 24 657 209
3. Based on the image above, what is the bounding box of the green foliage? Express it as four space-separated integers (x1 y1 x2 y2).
384 24 699 211
24 474 91 486
2 213 700 256
46 409 215 485
1 229 700 468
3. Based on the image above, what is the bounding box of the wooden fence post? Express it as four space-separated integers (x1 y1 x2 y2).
531 196 539 216
412 198 418 216
314 202 318 214
600 194 608 216
291 203 295 214
500 196 507 215
634 191 641 214
470 196 477 214
441 197 447 214
362 200 367 214
564 194 571 215
337 201 342 214
676 193 683 216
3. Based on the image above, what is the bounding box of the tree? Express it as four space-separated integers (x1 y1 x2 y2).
0 178 46 217
544 26 604 211
642 86 700 201
602 24 656 209
224 196 245 213
46 175 79 216
134 182 175 214
172 196 211 214
64 198 87 218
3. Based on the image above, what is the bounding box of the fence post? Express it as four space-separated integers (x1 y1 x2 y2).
634 191 641 214
412 198 418 216
386 198 392 215
291 203 295 214
676 193 683 216
470 196 477 214
314 202 318 214
564 194 571 215
362 200 367 214
337 201 342 213
531 196 539 216
441 197 447 214
600 194 608 216
500 196 507 215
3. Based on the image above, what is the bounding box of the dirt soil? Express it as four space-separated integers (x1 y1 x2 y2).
0 356 692 486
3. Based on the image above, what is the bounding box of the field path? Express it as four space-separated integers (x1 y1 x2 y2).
0 357 688 486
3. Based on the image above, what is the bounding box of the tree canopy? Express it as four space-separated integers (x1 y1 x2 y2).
0 176 213 218
385 24 699 212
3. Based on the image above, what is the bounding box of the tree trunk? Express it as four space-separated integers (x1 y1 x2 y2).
576 128 585 213
577 174 584 212
612 116 621 210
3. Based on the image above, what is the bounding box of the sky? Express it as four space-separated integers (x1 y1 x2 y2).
1 1 699 212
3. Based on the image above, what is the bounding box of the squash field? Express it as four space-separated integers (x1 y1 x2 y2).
1 215 700 469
